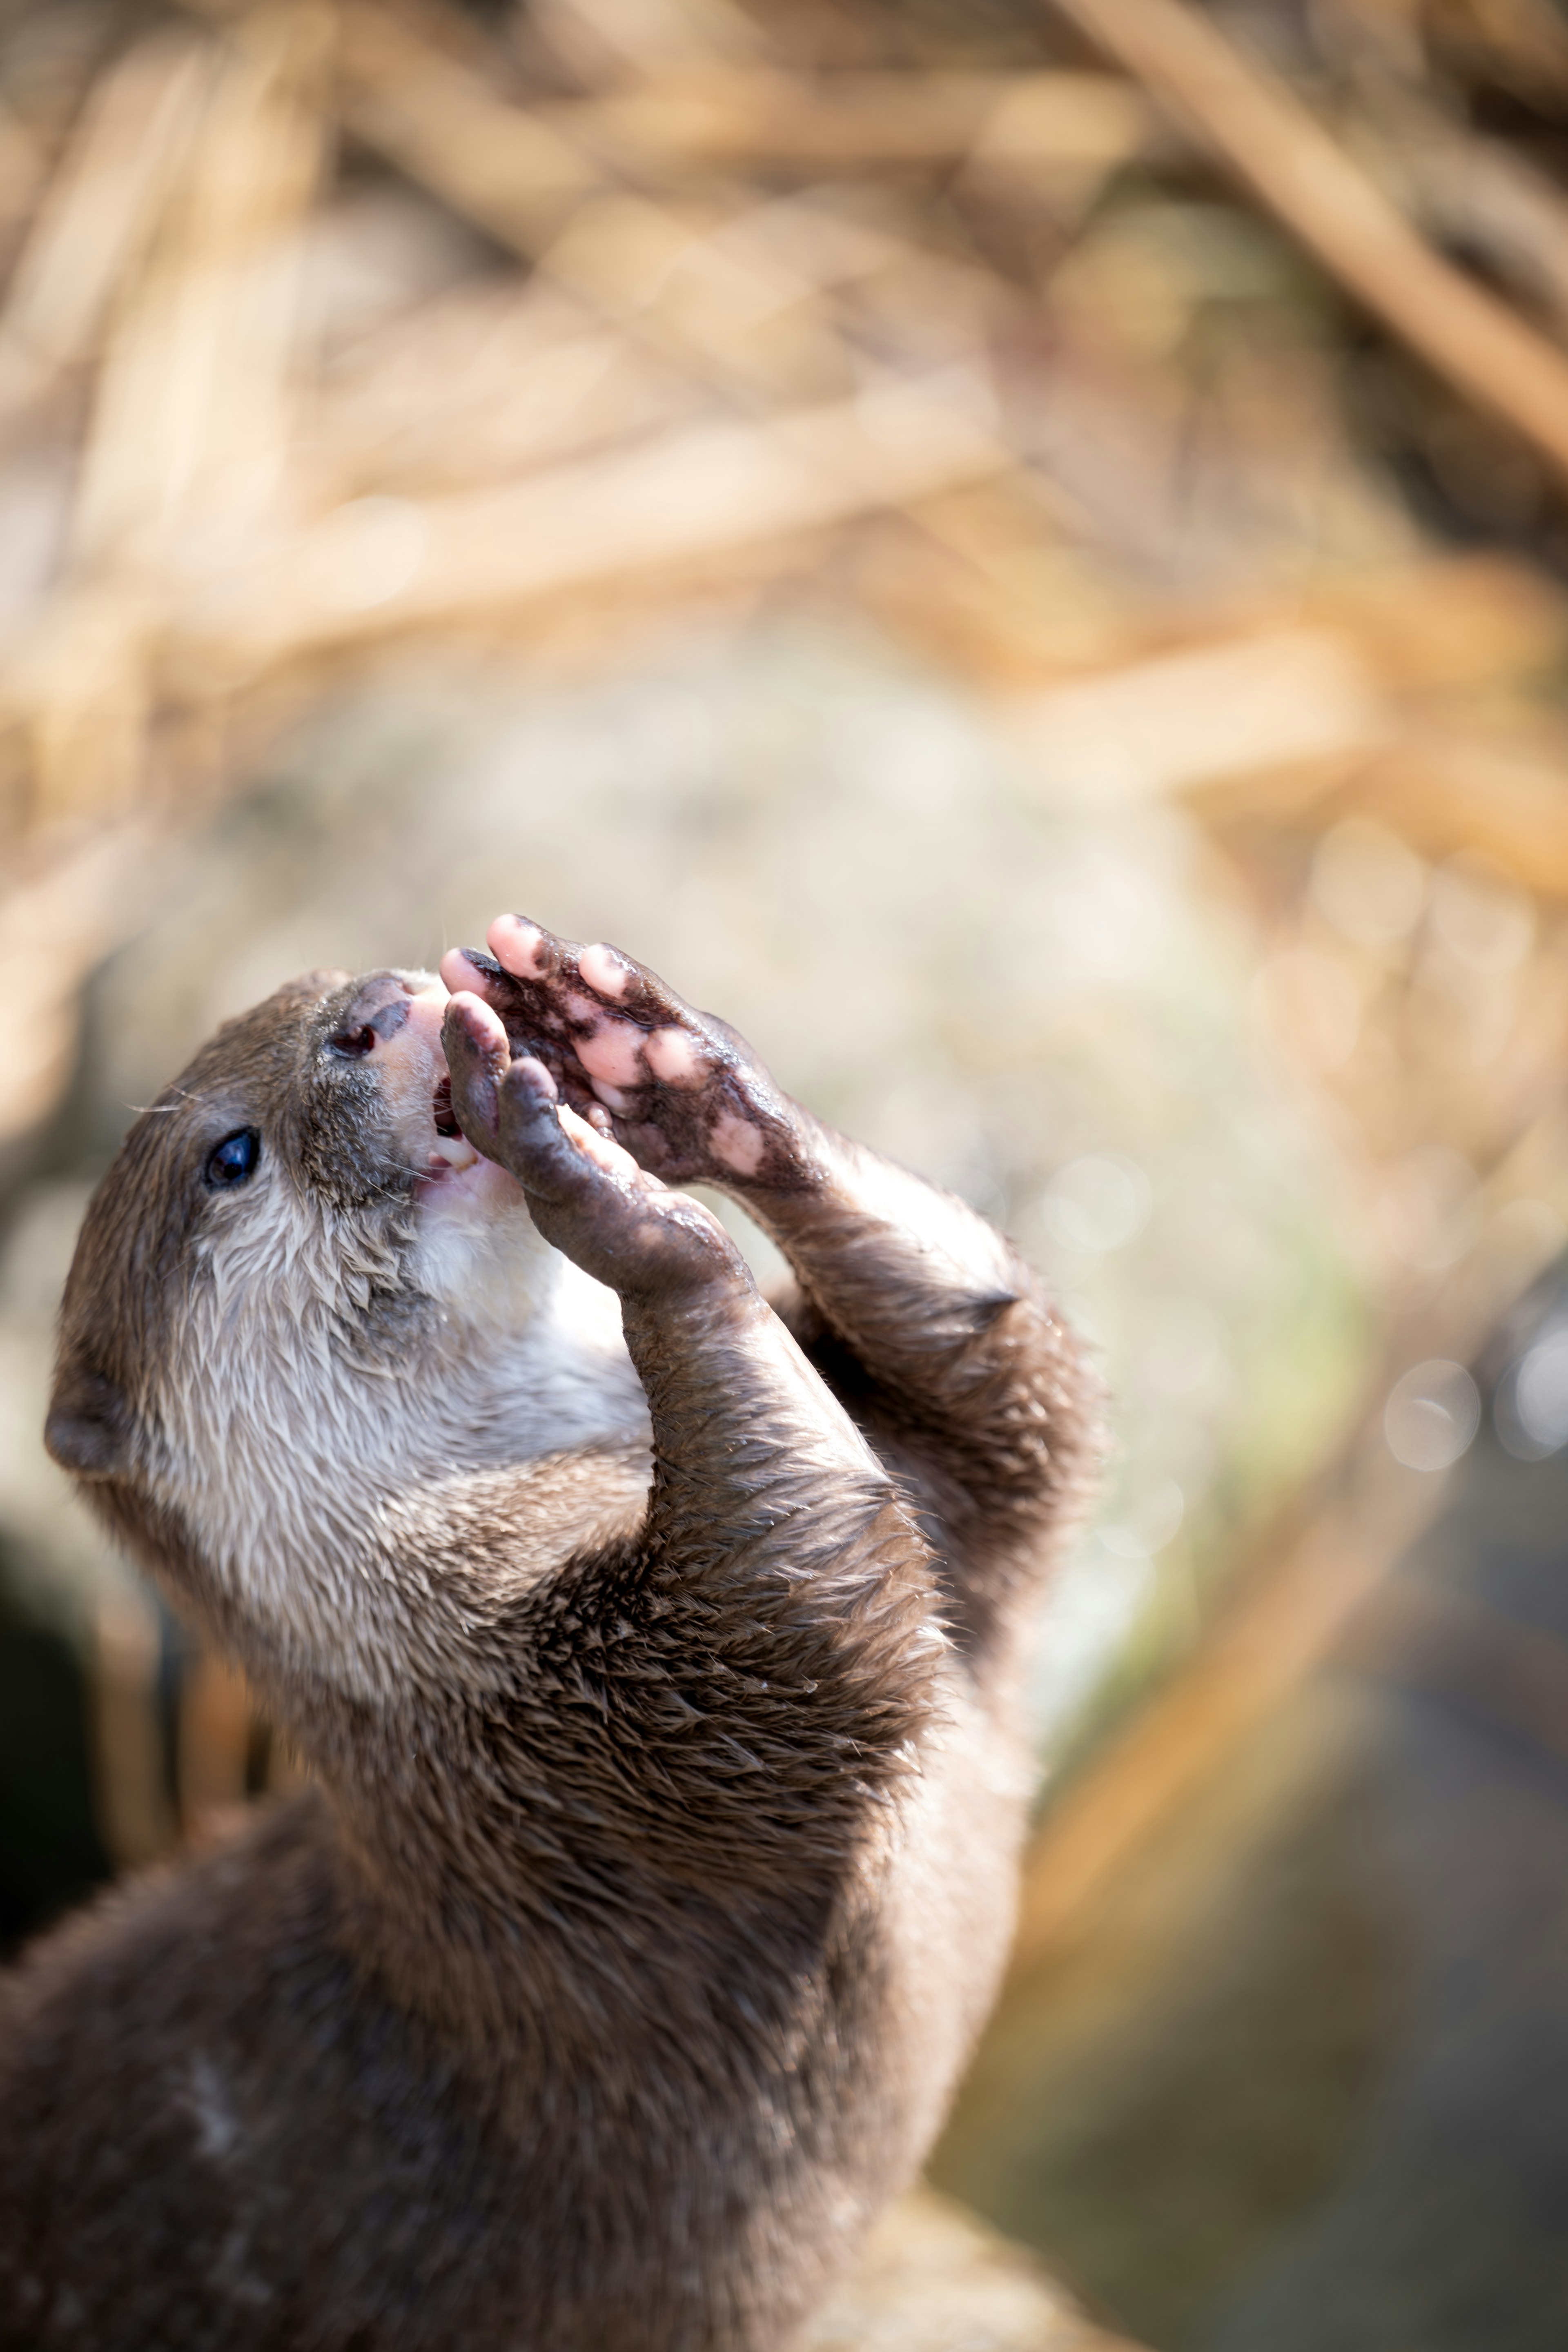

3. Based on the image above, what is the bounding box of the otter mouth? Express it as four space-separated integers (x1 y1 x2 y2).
422 1065 482 1184
331 972 511 1202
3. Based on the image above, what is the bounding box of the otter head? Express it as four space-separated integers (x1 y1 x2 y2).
43 964 589 1698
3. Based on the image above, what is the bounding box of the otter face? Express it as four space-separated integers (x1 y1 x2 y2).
41 964 594 1691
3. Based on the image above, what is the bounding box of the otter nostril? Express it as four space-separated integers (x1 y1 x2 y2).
329 1025 378 1058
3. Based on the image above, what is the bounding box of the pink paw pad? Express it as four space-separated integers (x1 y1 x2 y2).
579 942 631 998
439 947 492 997
575 1022 645 1087
557 1102 642 1180
709 1111 766 1176
645 1027 707 1086
488 915 552 979
446 991 510 1059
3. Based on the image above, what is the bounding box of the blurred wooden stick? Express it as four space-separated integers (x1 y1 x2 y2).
314 293 702 499
92 1586 178 1871
1011 1507 1389 1971
549 67 1149 175
331 8 858 404
1045 0 1568 488
178 1649 257 1846
71 4 329 575
1363 93 1568 340
530 0 768 87
0 32 214 421
333 2 599 252
802 2185 1145 2350
1186 722 1568 902
198 381 1011 668
1011 1066 1568 1977
0 823 156 1145
11 4 330 825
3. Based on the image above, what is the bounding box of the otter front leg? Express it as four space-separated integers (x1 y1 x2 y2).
443 923 1094 1664
441 992 942 1882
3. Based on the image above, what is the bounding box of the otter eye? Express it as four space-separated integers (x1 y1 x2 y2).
328 1025 377 1058
206 1128 261 1189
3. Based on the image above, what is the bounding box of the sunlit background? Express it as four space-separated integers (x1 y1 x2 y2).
5 0 1568 2343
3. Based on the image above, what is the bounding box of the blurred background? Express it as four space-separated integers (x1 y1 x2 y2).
5 0 1568 2342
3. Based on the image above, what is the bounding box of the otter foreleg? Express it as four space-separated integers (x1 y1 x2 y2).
440 989 945 1888
442 922 1094 1664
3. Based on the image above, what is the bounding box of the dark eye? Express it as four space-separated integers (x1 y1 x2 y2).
206 1129 261 1189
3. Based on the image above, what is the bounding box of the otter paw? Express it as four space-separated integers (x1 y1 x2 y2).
439 918 810 1192
441 993 746 1298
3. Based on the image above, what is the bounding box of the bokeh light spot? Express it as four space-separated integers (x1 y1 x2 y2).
1040 1153 1152 1255
1497 1328 1568 1461
1384 1359 1480 1471
1312 817 1425 951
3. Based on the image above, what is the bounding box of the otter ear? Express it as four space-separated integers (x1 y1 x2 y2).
45 1363 134 1482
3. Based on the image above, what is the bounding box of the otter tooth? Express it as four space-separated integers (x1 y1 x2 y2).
430 1135 479 1172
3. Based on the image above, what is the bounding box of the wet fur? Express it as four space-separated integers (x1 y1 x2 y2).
0 936 1094 2351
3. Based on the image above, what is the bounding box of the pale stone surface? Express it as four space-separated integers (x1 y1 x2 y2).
799 2188 1139 2352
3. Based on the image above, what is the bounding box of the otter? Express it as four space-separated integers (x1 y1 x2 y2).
0 914 1093 2351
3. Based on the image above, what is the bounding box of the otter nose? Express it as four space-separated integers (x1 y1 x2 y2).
327 973 448 1069
372 985 450 1094
396 982 450 1060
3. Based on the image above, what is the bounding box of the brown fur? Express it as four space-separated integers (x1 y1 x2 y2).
0 925 1094 2351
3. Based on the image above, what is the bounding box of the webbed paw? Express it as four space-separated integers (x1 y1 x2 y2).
441 992 747 1300
439 918 812 1194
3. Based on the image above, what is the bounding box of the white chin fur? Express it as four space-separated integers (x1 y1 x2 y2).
412 1164 559 1328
